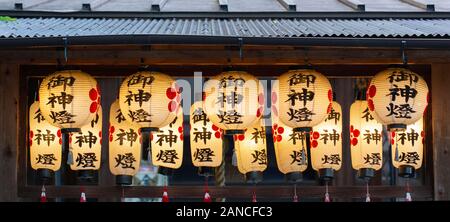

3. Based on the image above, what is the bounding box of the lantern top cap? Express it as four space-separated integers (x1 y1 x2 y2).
288 65 314 70
386 64 409 69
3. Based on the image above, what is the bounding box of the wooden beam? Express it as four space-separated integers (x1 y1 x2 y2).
18 185 433 199
400 0 435 12
338 0 365 11
151 0 168 12
277 0 296 12
431 64 450 200
218 0 228 12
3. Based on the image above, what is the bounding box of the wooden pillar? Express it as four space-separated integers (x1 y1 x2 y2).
431 63 450 200
0 63 19 201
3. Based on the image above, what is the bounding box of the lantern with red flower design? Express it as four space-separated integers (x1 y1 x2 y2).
350 100 383 179
366 67 428 131
310 101 343 180
109 100 142 185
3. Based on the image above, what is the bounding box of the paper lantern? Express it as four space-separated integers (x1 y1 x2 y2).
271 81 308 182
151 106 184 170
39 70 100 129
392 118 424 178
310 101 343 180
234 119 267 183
70 106 102 171
203 71 264 133
109 100 142 185
119 71 180 130
190 101 223 168
366 67 429 131
29 101 61 178
276 69 332 131
350 100 383 178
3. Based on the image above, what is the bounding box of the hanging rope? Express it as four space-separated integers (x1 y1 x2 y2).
365 181 371 202
293 184 298 202
252 184 257 203
203 176 212 202
405 178 412 202
324 181 331 202
162 176 169 202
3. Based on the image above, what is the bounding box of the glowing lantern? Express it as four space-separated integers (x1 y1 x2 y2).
310 101 343 180
109 100 142 185
29 101 61 179
276 69 332 131
234 120 267 183
271 81 308 182
190 101 223 169
203 71 264 134
151 107 184 172
39 70 100 130
70 106 102 174
392 118 424 178
366 67 429 131
119 71 180 130
350 100 383 178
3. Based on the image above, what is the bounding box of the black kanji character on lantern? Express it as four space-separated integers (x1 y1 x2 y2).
193 127 212 144
217 92 243 108
115 109 126 123
363 153 381 165
251 127 266 144
90 113 99 128
398 152 420 164
322 154 341 165
168 116 178 128
218 110 243 124
75 153 98 168
325 108 340 125
115 128 138 146
386 103 416 119
397 129 419 146
320 129 340 146
75 131 98 148
156 130 177 148
34 129 56 146
156 150 179 164
288 132 306 145
192 108 209 126
34 109 45 123
387 71 419 86
387 84 418 103
218 76 245 89
287 108 315 122
288 74 316 87
285 89 315 107
125 89 151 107
363 129 381 145
193 148 215 162
46 92 74 109
49 111 76 124
362 107 374 122
128 109 152 122
36 154 57 165
127 74 155 88
290 150 307 165
115 153 136 169
251 149 267 165
47 75 75 91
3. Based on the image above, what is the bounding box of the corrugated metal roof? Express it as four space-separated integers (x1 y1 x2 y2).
1 17 450 39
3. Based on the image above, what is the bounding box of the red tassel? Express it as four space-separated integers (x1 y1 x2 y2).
405 192 412 202
40 186 47 203
80 192 86 202
252 191 257 203
324 193 331 202
162 187 169 202
203 191 212 203
293 195 298 202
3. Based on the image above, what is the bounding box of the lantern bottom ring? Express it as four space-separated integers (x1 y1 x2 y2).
399 165 416 178
285 172 303 183
37 169 54 183
387 124 407 132
198 167 215 177
140 127 159 133
61 128 81 133
116 175 133 185
357 168 375 181
318 168 334 181
224 130 245 135
158 166 174 176
293 127 312 133
245 171 263 184
77 170 95 181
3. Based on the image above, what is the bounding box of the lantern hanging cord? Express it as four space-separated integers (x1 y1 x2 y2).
204 176 209 193
304 47 311 67
238 37 243 61
401 40 408 66
34 80 40 102
366 181 371 202
62 37 68 65
293 184 298 202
